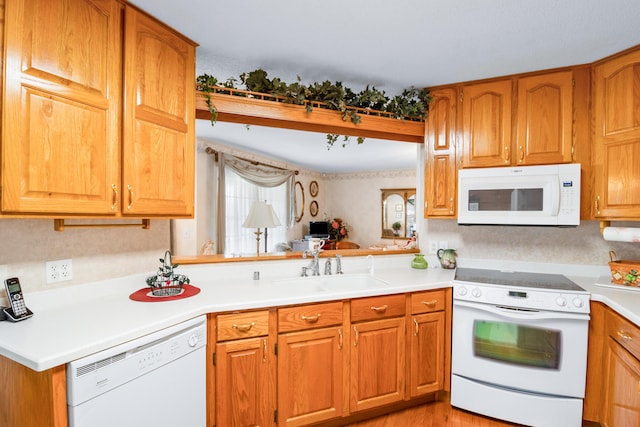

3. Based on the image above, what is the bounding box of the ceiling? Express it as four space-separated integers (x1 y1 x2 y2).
129 0 640 173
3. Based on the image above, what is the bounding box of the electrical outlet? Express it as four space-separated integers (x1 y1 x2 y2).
428 240 438 255
46 259 73 284
439 241 448 250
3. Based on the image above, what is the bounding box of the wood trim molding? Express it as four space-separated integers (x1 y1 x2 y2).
195 91 425 143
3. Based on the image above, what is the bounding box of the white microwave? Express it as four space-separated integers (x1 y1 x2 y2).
457 163 581 226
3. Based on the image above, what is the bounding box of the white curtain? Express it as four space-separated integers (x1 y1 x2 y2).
217 153 295 255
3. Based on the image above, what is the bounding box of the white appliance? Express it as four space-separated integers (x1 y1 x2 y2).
457 163 581 226
451 268 590 427
67 315 207 427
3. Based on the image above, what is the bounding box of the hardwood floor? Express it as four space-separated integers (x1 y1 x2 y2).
344 400 600 426
345 401 524 427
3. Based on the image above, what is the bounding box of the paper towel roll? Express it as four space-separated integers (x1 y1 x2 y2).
603 227 640 242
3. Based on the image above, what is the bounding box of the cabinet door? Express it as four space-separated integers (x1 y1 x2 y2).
122 7 195 216
516 71 574 165
593 48 640 219
216 337 276 427
425 88 457 217
409 311 445 397
460 80 513 168
605 339 640 427
2 0 122 214
350 317 405 412
278 327 346 427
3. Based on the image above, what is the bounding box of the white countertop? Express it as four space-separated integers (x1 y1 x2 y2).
0 254 454 371
2 254 639 372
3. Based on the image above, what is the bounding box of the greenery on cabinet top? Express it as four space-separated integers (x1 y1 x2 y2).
196 69 432 147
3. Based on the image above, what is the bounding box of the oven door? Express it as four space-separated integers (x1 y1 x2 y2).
452 299 589 398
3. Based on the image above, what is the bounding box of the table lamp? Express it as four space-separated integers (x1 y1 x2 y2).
242 201 281 255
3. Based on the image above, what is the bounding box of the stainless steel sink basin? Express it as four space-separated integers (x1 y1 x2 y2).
273 274 390 292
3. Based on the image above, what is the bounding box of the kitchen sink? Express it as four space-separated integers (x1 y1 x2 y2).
273 274 390 292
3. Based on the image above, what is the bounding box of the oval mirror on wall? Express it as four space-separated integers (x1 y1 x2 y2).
294 181 304 222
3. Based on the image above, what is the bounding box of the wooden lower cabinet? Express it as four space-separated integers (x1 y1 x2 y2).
585 302 640 426
216 337 276 427
604 338 640 426
409 311 445 397
278 327 347 426
213 310 277 427
0 357 67 427
350 317 406 412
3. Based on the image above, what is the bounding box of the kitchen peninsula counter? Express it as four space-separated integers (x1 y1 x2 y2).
0 254 452 371
0 254 635 373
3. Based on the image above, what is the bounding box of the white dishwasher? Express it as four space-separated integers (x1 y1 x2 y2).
67 315 207 427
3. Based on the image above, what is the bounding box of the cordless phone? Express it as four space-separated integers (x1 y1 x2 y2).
3 277 33 322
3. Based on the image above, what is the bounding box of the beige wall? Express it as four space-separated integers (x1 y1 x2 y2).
0 218 170 295
5 140 640 299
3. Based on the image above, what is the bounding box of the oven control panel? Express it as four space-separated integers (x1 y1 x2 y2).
453 283 590 314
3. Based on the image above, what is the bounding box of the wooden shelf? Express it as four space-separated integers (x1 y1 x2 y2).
195 90 425 143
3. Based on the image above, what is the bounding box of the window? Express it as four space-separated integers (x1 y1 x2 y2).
224 169 288 256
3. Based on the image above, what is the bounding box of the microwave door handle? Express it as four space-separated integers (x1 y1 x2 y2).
550 178 560 215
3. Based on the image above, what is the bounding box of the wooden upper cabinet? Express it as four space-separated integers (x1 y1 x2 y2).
2 0 122 214
460 79 513 168
593 47 640 219
516 71 574 165
122 7 195 216
424 88 457 217
1 0 196 217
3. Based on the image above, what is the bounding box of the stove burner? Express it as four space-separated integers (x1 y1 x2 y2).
454 268 586 292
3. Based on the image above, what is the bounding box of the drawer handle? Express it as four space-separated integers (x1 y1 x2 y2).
301 314 321 323
422 300 438 307
370 305 388 313
232 322 256 332
618 330 633 341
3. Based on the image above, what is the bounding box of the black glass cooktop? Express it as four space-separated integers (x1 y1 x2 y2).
454 267 586 292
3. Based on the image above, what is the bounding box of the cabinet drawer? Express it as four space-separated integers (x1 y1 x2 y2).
278 301 344 332
410 289 446 314
217 310 270 341
607 310 640 359
351 294 406 322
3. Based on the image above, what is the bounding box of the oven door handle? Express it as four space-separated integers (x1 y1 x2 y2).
454 300 589 321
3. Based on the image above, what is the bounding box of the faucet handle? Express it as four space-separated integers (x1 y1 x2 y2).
324 258 332 275
301 266 308 277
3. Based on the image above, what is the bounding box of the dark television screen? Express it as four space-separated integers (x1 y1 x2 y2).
309 221 330 237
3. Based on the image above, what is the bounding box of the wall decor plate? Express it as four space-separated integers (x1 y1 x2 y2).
309 180 319 197
310 200 318 217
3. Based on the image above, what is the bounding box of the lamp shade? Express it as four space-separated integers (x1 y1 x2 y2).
242 201 281 229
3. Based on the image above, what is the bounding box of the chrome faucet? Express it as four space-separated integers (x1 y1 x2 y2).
336 254 343 274
303 249 321 276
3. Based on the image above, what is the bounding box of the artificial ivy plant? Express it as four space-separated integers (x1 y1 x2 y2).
196 69 432 149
